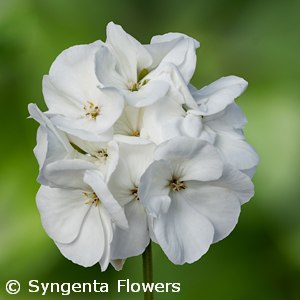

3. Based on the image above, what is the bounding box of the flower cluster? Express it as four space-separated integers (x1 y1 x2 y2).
29 22 258 271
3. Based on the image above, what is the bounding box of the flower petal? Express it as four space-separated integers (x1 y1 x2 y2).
139 160 173 217
108 142 156 205
192 76 248 115
42 76 83 115
106 22 152 82
95 46 127 88
98 206 113 271
123 79 169 107
36 185 90 244
151 33 200 83
151 193 214 264
216 165 255 204
214 130 259 171
154 137 223 181
55 206 105 267
50 87 124 141
84 170 128 229
111 200 149 260
44 159 97 189
204 103 247 130
48 41 103 103
183 181 241 243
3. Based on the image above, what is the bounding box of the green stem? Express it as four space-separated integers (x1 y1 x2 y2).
142 241 153 300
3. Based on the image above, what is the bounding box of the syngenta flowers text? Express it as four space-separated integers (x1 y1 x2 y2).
28 280 180 295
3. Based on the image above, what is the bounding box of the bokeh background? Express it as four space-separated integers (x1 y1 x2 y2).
1 0 300 299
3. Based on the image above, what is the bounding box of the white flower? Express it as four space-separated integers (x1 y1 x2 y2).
29 22 258 270
67 134 119 182
143 76 259 173
139 137 254 264
108 142 156 260
29 104 120 184
36 164 128 270
43 41 124 141
95 22 199 107
113 105 152 144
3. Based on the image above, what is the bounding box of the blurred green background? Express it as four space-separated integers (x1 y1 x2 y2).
1 0 300 299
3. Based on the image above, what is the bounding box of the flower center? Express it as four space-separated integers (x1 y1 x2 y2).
130 130 140 137
130 186 139 201
128 68 150 92
84 101 100 120
83 191 100 206
169 178 186 192
94 148 109 160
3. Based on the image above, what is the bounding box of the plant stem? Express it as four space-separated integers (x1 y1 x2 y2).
142 241 153 300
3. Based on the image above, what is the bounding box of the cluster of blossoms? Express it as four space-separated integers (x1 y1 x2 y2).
29 22 258 271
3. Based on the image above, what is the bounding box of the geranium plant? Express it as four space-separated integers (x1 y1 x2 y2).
29 22 258 300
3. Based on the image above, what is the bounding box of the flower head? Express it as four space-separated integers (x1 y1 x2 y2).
139 137 254 264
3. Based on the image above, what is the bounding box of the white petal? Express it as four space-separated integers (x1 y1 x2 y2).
106 22 152 82
192 76 248 115
50 87 124 141
108 143 155 206
67 137 119 181
113 135 152 145
204 103 247 130
143 94 197 144
28 103 72 155
36 185 90 244
56 206 105 267
182 113 203 137
48 41 103 102
154 137 223 181
183 181 241 243
95 46 127 88
216 165 255 204
51 117 114 142
123 79 169 107
28 104 76 185
44 159 97 189
242 166 257 178
84 170 128 229
214 130 259 171
111 200 149 260
113 105 143 136
139 160 173 217
108 159 136 207
34 126 48 171
118 142 155 185
98 206 113 271
42 76 83 115
144 37 183 69
154 63 198 109
151 33 200 83
152 193 214 264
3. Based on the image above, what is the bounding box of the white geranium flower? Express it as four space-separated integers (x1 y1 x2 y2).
139 137 254 265
36 164 128 270
29 104 120 184
108 143 155 260
113 105 152 144
43 41 124 141
67 134 119 182
95 22 199 107
143 76 259 173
